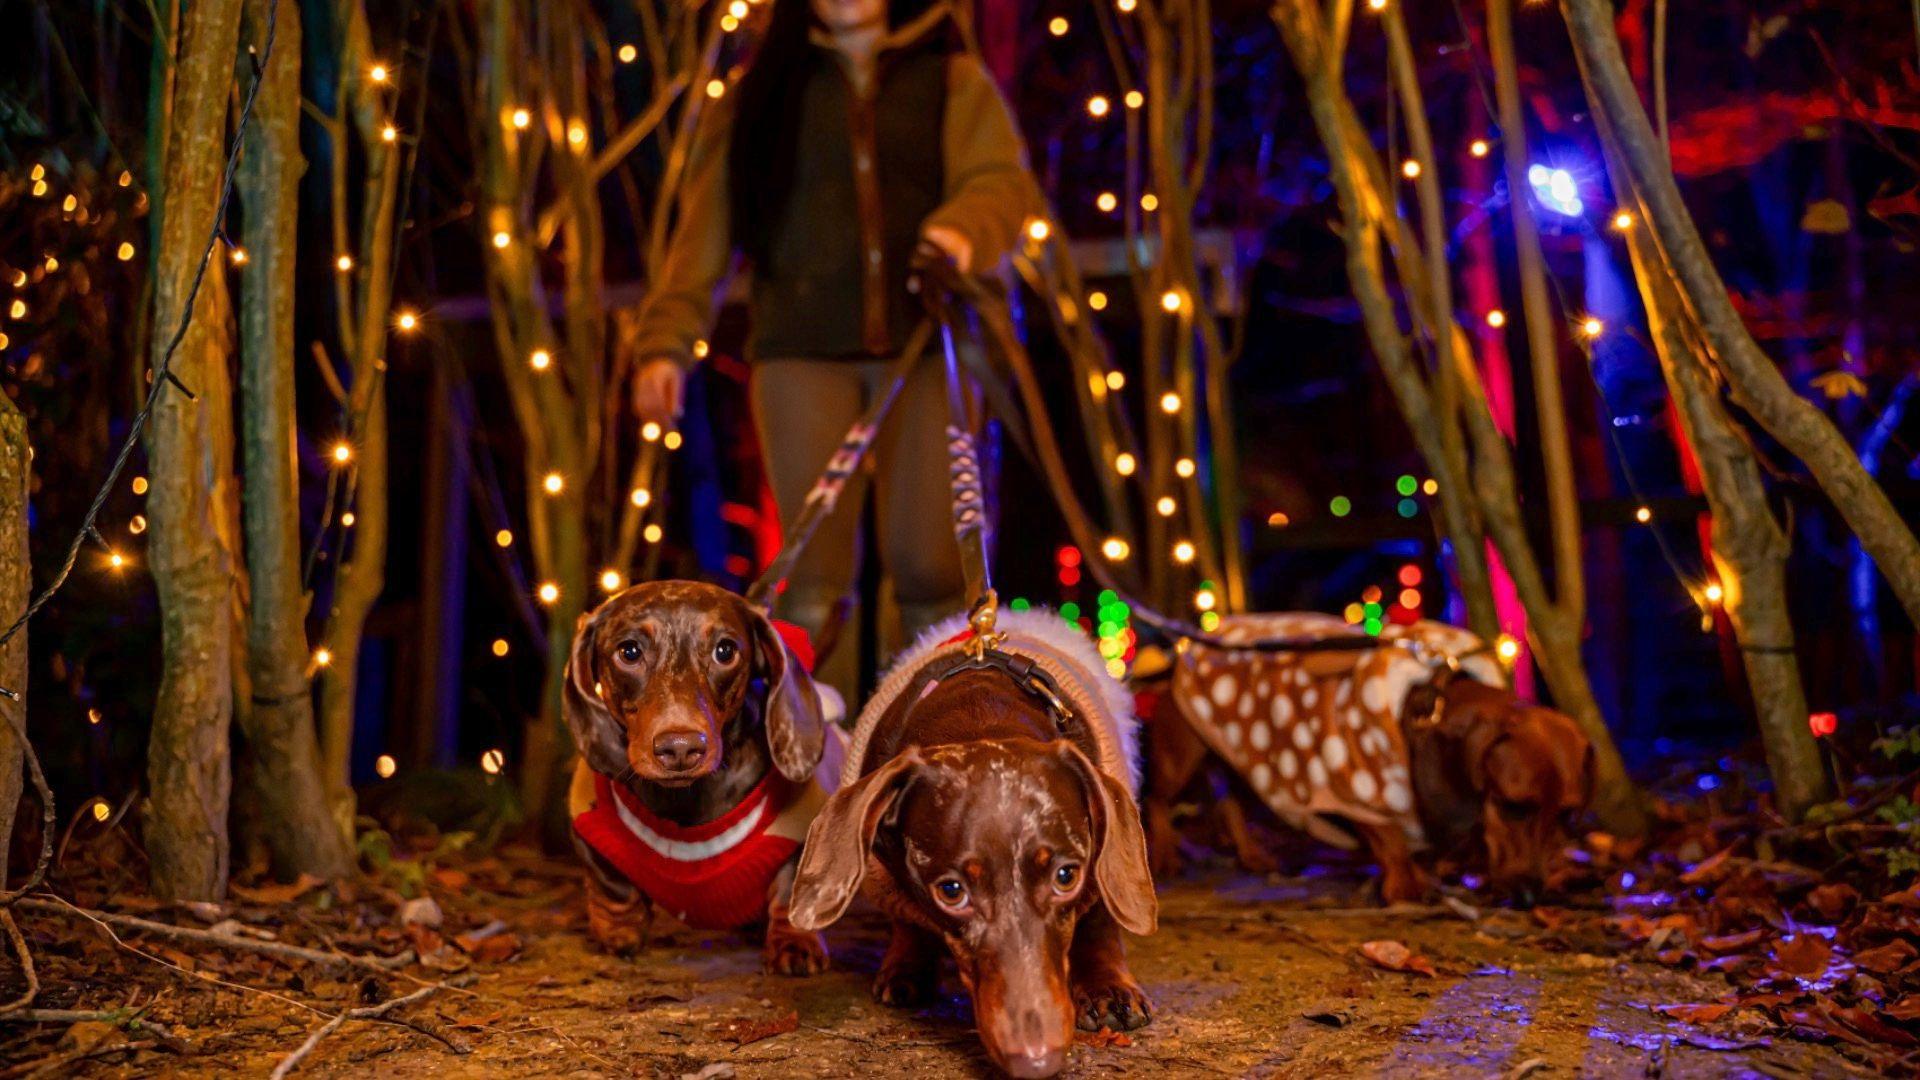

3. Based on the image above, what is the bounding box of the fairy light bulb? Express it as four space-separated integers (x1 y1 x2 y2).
600 569 624 592
495 529 513 547
1486 309 1507 328
1635 505 1652 524
618 44 638 63
132 476 148 495
331 442 353 464
511 108 531 129
537 582 560 605
1026 218 1051 242
630 487 652 508
1367 0 1387 9
1174 457 1196 478
381 124 398 142
1193 589 1217 612
1160 290 1184 313
530 349 552 371
481 749 506 775
117 242 135 261
369 64 389 83
1173 540 1196 564
542 471 564 495
1096 192 1118 213
375 755 397 778
1125 90 1144 109
1089 290 1110 311
1470 139 1490 158
1140 192 1159 212
1495 635 1521 662
1155 496 1177 517
1400 159 1422 179
1105 370 1125 390
1581 316 1604 340
107 550 126 571
492 231 511 249
568 121 588 148
1613 210 1635 231
1159 391 1182 414
1048 16 1069 35
313 647 334 667
395 310 419 332
663 430 684 451
1703 582 1724 604
129 515 147 535
706 78 726 99
1101 537 1130 561
643 523 664 543
641 421 663 442
91 801 111 823
1114 452 1137 476
336 254 354 272
492 638 511 657
1087 95 1110 118
341 512 356 527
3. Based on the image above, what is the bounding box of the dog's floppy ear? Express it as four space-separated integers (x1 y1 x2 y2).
1056 742 1158 936
789 750 921 931
745 604 827 782
562 608 615 765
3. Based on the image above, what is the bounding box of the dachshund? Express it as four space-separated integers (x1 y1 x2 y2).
789 607 1157 1079
562 580 840 974
1146 613 1592 906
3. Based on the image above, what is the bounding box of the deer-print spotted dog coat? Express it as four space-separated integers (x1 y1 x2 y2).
1169 613 1505 849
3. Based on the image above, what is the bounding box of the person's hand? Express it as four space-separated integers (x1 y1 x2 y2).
919 225 973 275
631 357 686 425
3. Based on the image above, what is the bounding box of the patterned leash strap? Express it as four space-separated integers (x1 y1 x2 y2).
930 287 1004 656
744 319 935 613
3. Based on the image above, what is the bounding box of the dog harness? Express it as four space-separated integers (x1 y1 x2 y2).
569 619 838 931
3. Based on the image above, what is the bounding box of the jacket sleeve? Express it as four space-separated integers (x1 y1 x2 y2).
621 100 736 370
923 55 1040 275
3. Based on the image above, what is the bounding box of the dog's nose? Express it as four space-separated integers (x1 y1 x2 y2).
652 731 707 772
1001 1045 1065 1079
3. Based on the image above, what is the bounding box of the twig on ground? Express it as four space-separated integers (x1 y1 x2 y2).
0 1039 160 1080
269 975 475 1079
0 910 36 1013
15 895 414 973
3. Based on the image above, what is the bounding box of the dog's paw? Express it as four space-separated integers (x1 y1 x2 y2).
871 965 937 1008
586 896 651 956
1073 976 1153 1032
763 928 829 976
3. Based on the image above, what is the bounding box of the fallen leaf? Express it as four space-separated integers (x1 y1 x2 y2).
1359 939 1436 977
1655 1003 1735 1024
1077 1026 1134 1048
455 930 521 963
1681 848 1736 886
1806 883 1858 922
1885 997 1920 1022
1773 934 1833 980
710 1010 797 1046
1854 939 1917 975
229 873 324 905
1699 928 1767 953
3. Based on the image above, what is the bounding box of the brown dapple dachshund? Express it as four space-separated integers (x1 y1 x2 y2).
789 610 1158 1079
562 580 837 974
1144 614 1593 906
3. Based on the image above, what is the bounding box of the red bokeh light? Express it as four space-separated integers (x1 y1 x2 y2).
1057 545 1082 567
1398 564 1423 587
1808 712 1838 738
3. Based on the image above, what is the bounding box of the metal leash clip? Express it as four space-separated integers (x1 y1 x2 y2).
964 588 1006 660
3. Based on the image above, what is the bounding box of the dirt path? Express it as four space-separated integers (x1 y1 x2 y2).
3 865 1875 1078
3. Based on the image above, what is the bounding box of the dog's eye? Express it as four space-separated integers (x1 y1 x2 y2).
616 640 643 665
712 638 739 666
1052 863 1081 894
932 878 969 910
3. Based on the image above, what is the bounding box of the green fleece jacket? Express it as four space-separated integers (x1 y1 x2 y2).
623 6 1038 366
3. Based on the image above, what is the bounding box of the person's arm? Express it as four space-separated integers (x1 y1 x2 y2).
919 55 1040 275
621 100 735 371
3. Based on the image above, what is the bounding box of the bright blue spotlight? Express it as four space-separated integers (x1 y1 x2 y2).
1527 164 1584 217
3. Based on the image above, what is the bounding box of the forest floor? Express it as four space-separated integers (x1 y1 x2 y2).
0 838 1892 1079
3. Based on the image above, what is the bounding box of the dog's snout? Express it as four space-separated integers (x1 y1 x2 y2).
1002 1044 1065 1079
652 730 708 772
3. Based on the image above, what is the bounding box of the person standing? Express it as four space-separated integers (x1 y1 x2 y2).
622 0 1037 696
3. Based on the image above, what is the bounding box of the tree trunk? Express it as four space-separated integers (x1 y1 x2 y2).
1488 0 1585 626
236 0 354 879
318 0 400 832
1273 0 1646 836
1580 66 1832 823
0 395 28 888
144 0 245 902
1562 0 1920 626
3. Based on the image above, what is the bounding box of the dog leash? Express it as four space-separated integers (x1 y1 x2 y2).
743 319 935 614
